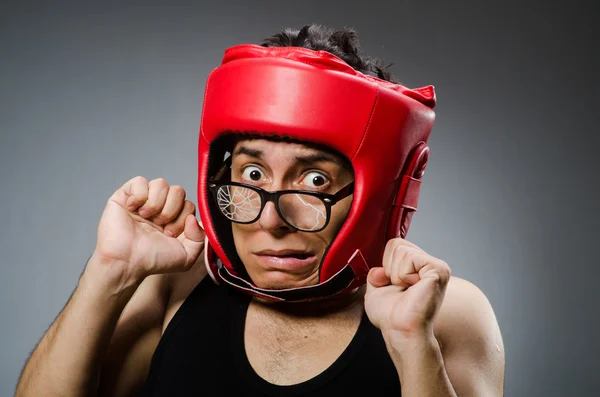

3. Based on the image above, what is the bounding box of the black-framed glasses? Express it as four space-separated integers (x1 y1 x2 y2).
208 160 354 232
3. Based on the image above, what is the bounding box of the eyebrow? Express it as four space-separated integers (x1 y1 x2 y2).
233 146 264 158
293 152 338 165
233 145 338 166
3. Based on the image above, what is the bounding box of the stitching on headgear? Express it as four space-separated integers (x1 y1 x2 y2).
351 87 380 160
200 71 215 145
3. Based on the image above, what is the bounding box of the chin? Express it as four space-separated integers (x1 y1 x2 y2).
239 252 321 290
249 269 319 290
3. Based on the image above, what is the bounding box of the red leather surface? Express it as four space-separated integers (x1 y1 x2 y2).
197 44 436 300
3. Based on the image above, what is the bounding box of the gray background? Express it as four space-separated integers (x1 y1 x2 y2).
1 1 598 396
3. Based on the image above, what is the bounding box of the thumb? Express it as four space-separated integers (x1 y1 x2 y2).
182 214 205 243
179 215 206 264
367 267 391 289
178 214 205 265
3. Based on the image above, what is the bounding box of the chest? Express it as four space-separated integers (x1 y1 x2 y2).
145 282 404 396
242 303 362 385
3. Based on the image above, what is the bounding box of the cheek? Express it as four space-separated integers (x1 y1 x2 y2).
231 223 260 256
230 224 246 255
231 223 246 239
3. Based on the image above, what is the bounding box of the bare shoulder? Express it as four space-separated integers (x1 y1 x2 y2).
434 276 505 369
431 276 505 394
162 251 209 332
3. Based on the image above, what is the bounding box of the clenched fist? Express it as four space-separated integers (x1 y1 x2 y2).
364 238 451 344
91 176 205 285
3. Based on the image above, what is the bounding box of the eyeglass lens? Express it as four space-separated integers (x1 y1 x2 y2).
216 185 327 231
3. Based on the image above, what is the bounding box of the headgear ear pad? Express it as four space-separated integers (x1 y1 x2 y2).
197 44 436 301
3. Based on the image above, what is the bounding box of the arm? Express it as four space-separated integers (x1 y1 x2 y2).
95 267 170 397
365 238 505 397
97 251 209 397
15 176 205 397
435 277 505 395
15 254 166 397
386 277 505 397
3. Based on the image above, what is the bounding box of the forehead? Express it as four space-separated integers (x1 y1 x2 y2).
229 137 354 174
233 138 323 154
232 138 349 163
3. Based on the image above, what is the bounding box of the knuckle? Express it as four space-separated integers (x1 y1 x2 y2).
150 177 169 187
141 204 160 214
170 185 186 195
132 175 147 184
408 248 425 263
393 243 408 261
385 237 402 252
385 238 396 251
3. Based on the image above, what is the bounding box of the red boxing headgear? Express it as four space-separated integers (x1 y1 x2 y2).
197 44 436 302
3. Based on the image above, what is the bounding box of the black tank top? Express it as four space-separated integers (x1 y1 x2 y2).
142 276 402 396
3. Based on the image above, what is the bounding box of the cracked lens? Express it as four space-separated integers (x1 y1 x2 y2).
280 193 326 231
217 186 261 222
217 185 328 230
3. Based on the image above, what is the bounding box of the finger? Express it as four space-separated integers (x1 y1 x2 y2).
163 200 196 237
152 185 186 226
382 238 401 277
391 237 424 252
115 176 149 211
384 240 410 279
182 214 205 243
366 267 391 288
179 215 206 269
417 257 451 285
390 245 421 287
138 178 169 218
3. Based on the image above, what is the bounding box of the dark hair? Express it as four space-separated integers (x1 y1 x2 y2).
260 24 399 84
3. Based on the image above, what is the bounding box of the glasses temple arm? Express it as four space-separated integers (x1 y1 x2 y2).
333 181 355 200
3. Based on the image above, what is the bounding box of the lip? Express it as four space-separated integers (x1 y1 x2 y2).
254 249 312 257
253 250 317 271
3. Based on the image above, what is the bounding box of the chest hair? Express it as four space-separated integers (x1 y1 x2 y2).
243 300 363 385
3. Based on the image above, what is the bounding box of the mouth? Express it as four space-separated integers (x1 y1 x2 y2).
253 250 318 270
255 249 313 259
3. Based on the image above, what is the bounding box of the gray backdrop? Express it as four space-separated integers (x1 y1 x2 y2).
1 1 598 396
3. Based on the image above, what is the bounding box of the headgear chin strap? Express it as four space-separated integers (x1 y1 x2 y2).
197 44 436 302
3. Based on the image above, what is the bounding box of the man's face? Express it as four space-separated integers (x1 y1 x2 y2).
229 138 354 290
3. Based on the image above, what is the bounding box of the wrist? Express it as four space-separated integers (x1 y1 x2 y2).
383 328 440 365
80 253 143 302
386 333 456 397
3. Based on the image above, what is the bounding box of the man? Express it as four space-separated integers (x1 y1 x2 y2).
15 25 504 396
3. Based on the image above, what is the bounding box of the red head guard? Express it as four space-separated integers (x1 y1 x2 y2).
197 44 436 301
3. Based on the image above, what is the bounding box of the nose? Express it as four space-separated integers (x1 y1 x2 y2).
258 200 294 234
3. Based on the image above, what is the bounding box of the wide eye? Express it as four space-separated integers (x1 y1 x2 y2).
301 172 329 188
241 166 265 182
